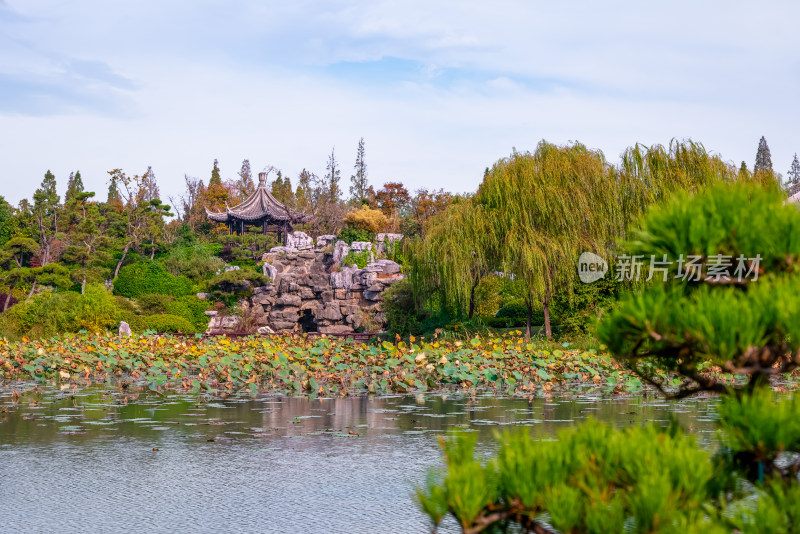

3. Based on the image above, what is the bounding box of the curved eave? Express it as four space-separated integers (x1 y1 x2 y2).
204 207 230 222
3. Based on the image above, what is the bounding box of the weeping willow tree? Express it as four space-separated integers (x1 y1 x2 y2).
408 197 495 319
475 142 623 338
617 139 740 225
408 138 759 340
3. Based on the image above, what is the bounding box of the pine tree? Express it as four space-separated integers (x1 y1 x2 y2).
210 159 222 186
788 154 800 185
203 159 229 212
738 161 751 181
325 147 341 201
271 171 285 199
65 170 85 202
786 153 800 196
137 166 160 203
236 159 255 200
107 172 122 207
34 170 59 209
349 137 369 205
296 169 312 209
754 136 773 173
32 170 60 266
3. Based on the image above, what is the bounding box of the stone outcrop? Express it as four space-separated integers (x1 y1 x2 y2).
206 231 405 335
251 249 403 334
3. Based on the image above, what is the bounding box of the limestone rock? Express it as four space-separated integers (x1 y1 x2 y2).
118 321 132 337
333 241 350 264
316 235 336 248
276 294 302 307
376 233 403 243
340 304 360 316
319 303 342 321
270 246 298 254
286 231 313 250
349 241 372 252
376 259 401 274
196 292 209 300
363 290 382 301
299 287 315 299
221 316 241 329
262 262 278 280
270 309 300 322
318 325 353 335
256 326 275 335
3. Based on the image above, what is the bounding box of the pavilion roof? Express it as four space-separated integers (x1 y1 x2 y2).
205 173 312 224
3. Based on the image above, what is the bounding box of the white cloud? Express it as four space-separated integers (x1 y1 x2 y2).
1 0 799 205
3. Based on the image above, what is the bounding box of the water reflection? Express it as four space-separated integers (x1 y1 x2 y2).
0 386 722 533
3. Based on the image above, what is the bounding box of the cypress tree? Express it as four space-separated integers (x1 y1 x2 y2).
788 154 800 185
754 136 773 173
349 137 369 205
325 147 342 201
34 170 60 209
786 154 800 196
237 159 254 200
210 159 222 186
65 170 85 202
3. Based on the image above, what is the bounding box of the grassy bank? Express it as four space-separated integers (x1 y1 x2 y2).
0 332 761 397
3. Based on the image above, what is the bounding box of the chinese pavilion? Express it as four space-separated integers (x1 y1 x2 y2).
205 171 312 244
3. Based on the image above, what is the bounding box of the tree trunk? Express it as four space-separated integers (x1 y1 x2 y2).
114 241 133 279
26 279 37 300
525 298 532 340
2 276 17 313
468 276 480 319
81 274 86 295
543 289 552 340
149 240 155 260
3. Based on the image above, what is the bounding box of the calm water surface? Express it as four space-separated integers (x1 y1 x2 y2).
0 385 721 533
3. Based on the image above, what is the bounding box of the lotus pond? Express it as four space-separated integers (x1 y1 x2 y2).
0 382 726 533
1 333 795 532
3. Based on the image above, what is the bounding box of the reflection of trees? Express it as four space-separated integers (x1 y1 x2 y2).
0 389 721 451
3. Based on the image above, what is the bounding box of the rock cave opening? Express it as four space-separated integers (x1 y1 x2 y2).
299 309 318 333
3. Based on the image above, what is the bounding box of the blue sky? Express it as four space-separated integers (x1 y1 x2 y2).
1 0 799 205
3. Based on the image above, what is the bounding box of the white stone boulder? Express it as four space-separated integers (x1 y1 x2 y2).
376 233 403 243
333 241 350 264
118 321 132 337
286 231 313 250
316 235 337 249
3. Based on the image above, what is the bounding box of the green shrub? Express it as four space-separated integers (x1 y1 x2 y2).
383 278 423 336
495 301 527 318
142 314 195 333
162 244 224 281
207 269 271 306
74 284 121 332
417 421 718 533
166 296 210 329
717 389 800 483
0 286 123 338
0 291 81 338
113 261 193 298
597 182 799 396
338 227 374 245
342 249 372 269
134 293 174 315
495 301 544 326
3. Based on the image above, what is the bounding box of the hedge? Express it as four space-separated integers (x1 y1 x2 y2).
142 314 195 333
113 261 193 298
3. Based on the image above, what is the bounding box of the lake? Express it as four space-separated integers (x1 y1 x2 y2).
0 385 721 533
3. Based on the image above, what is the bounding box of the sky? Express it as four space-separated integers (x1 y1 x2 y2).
1 0 799 207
